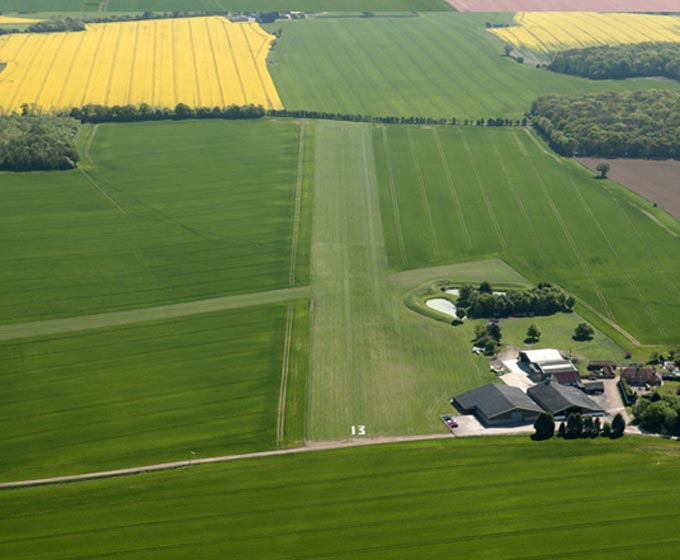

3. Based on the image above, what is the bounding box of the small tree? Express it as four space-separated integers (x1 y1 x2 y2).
504 44 512 57
565 413 583 439
557 421 566 438
611 413 626 438
479 281 493 294
596 162 610 179
582 416 594 438
602 421 612 438
573 322 594 341
533 412 555 440
592 417 601 438
526 324 541 343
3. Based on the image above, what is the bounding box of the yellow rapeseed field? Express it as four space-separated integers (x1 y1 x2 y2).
0 16 41 24
490 12 680 54
0 16 283 112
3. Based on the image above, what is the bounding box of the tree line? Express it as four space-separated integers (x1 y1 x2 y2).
534 412 625 440
40 102 531 128
63 103 265 124
530 90 680 159
266 109 528 127
0 114 79 171
548 42 680 81
0 17 85 36
455 281 575 320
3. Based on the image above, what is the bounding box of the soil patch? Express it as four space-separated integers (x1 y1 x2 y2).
578 158 680 221
447 0 680 11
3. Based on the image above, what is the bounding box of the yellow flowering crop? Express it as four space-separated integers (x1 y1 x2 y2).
0 16 283 113
0 16 42 24
490 12 680 54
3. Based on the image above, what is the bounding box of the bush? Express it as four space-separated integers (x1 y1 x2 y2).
611 413 626 438
533 412 555 440
573 322 594 341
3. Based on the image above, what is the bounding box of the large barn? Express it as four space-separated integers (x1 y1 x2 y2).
452 384 543 426
518 348 579 380
527 381 604 419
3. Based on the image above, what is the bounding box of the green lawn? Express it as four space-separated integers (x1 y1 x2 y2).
0 119 311 323
267 13 680 120
0 303 309 482
2 437 680 559
374 125 680 346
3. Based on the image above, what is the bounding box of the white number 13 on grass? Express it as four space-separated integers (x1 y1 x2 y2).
351 425 366 436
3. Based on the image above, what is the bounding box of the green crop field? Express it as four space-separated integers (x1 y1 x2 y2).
373 125 680 346
0 119 312 323
267 13 680 120
0 303 312 482
3 437 680 559
0 0 451 13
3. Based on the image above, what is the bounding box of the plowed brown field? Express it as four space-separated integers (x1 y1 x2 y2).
579 158 680 221
447 0 680 11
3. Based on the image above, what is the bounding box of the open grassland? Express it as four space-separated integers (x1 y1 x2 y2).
307 122 500 440
373 125 680 346
267 13 679 120
491 12 680 55
2 437 680 558
0 119 311 322
0 304 302 482
0 16 281 112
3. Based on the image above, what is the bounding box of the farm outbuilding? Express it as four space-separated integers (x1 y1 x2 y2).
621 366 662 387
527 381 604 419
451 384 543 426
518 348 579 380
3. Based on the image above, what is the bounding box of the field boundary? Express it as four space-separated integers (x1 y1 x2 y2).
289 122 306 287
0 286 311 341
78 167 128 215
276 303 295 446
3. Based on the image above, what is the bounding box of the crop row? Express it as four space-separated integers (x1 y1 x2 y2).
0 16 283 112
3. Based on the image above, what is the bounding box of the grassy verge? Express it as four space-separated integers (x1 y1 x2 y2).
282 299 310 447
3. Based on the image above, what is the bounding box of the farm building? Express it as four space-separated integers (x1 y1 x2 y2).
583 381 604 395
518 348 578 380
451 384 543 426
552 370 582 387
621 366 662 387
588 360 617 378
527 381 604 418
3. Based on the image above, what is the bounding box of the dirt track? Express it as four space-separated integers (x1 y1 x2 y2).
447 0 680 11
0 286 310 341
0 434 452 490
579 158 680 222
